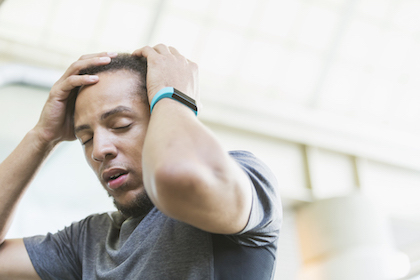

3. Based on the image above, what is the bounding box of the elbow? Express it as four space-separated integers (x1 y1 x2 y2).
149 160 220 218
144 157 252 234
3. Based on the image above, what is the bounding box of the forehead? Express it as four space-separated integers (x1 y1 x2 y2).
74 70 147 124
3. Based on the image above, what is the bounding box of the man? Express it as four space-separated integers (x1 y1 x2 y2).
0 44 282 279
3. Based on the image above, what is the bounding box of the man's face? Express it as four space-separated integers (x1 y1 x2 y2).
74 70 152 216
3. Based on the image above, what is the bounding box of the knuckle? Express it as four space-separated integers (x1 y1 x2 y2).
142 46 153 53
70 60 81 71
169 46 178 53
67 75 87 87
66 76 77 87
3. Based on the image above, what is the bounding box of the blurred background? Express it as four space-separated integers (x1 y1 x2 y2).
1 0 420 279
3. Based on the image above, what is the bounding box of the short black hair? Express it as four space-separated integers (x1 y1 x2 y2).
77 53 147 100
79 53 147 79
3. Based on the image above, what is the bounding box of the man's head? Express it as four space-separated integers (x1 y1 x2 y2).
72 54 154 218
73 53 148 103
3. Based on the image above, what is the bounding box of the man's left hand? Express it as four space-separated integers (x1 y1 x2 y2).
132 44 199 106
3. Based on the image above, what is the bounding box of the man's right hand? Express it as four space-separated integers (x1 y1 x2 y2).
0 52 117 280
32 52 117 148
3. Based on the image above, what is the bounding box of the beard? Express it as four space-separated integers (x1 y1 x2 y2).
112 191 154 219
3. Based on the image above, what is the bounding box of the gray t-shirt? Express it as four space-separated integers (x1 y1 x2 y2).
24 151 282 280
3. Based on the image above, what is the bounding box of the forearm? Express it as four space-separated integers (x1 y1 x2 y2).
142 99 250 233
0 129 54 243
136 44 251 233
143 98 223 176
143 99 221 210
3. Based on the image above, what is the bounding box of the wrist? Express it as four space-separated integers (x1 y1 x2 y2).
29 127 60 153
150 87 198 115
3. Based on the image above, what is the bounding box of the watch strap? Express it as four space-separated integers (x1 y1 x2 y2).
150 87 198 115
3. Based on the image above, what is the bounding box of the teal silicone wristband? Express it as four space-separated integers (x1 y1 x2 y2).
150 87 198 115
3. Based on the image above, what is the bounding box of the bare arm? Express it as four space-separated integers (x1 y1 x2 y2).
0 239 41 280
0 52 116 279
134 45 252 234
0 131 53 244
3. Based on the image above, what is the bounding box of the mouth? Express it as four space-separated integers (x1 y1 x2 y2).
102 167 129 190
109 173 125 180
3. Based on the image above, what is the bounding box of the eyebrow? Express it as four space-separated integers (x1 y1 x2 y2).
100 106 133 121
74 106 133 135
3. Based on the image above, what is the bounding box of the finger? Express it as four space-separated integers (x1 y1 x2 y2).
153 43 171 54
79 51 118 60
60 75 99 93
132 45 156 58
168 46 181 56
57 53 117 83
61 56 111 81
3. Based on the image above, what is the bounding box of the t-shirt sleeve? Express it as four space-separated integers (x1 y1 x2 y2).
228 150 282 247
23 218 87 280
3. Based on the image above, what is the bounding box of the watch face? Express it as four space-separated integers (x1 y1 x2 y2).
172 88 198 112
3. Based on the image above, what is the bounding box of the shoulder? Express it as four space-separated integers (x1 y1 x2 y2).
24 212 119 247
229 150 276 178
229 150 279 197
228 150 282 246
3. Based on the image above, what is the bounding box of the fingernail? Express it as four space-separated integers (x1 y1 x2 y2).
99 57 111 62
107 52 118 57
89 75 99 81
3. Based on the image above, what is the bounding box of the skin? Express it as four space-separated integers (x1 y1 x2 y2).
74 70 150 213
0 52 116 280
0 45 252 279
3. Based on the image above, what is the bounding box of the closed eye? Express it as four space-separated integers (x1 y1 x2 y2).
82 138 93 145
114 124 132 130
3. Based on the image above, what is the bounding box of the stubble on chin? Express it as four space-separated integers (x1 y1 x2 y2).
112 191 154 218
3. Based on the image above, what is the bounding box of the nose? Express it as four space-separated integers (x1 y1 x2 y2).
91 133 117 162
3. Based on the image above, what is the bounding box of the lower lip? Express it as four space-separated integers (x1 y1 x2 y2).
107 174 128 190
